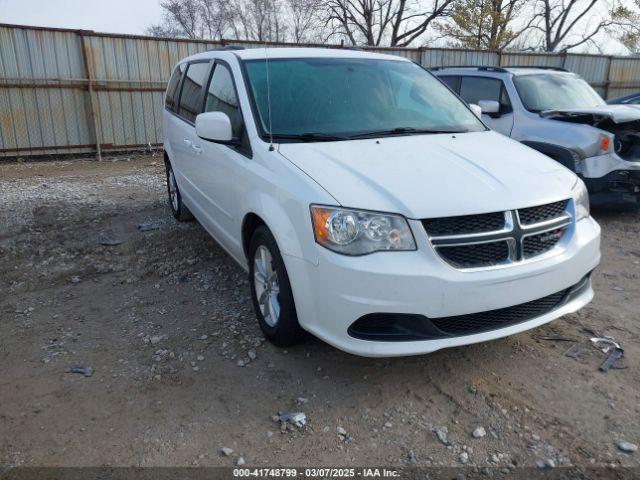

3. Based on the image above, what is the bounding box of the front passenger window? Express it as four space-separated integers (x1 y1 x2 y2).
460 77 511 113
178 62 209 123
205 64 243 138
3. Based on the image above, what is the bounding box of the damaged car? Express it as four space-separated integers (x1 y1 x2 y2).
434 66 640 206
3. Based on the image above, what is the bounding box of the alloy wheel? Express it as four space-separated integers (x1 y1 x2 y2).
253 245 281 327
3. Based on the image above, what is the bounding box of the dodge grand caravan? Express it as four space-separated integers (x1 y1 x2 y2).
163 48 600 357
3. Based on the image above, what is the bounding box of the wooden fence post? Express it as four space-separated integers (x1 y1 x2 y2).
78 30 102 161
604 56 613 100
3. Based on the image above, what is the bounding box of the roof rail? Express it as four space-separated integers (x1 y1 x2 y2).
503 65 568 72
207 45 245 51
429 65 508 73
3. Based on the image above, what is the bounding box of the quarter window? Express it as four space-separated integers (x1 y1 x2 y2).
459 77 511 113
178 62 210 123
165 63 186 112
205 64 243 138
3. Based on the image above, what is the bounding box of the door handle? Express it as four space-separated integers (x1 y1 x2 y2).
183 138 192 146
191 144 202 155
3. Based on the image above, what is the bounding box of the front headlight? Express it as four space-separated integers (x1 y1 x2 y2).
572 179 590 221
310 205 416 255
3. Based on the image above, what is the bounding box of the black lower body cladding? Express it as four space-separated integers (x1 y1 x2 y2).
348 273 592 342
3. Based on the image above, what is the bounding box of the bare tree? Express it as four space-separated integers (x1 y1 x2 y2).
530 0 627 52
156 0 202 38
287 0 324 42
234 0 288 42
325 0 456 46
610 0 640 53
147 0 287 41
436 0 532 51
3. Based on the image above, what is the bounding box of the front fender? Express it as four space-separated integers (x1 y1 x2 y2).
521 141 578 172
239 193 319 266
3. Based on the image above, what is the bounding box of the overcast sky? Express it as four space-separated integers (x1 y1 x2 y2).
0 0 164 34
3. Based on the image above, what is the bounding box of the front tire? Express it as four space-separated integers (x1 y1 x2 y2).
249 226 305 346
165 159 193 222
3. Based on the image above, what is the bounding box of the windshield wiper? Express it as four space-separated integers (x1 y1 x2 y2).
269 132 350 142
348 127 468 139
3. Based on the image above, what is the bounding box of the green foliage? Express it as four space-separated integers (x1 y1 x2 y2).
436 0 525 50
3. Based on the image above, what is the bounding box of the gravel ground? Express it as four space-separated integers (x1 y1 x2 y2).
0 156 639 473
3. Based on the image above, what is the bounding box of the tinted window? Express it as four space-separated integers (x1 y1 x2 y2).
460 77 511 112
205 64 243 138
244 58 485 138
165 63 186 112
439 75 460 93
178 62 209 123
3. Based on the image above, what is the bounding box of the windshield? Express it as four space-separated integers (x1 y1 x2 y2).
243 58 485 140
513 73 605 112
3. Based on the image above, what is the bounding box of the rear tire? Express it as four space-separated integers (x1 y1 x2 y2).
165 159 193 222
248 225 305 347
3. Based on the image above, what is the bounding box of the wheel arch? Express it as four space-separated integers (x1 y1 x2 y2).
239 195 316 266
241 213 267 260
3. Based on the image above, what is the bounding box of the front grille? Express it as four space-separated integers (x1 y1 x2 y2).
523 228 565 258
518 200 568 225
438 241 510 268
430 289 567 336
422 211 504 236
423 199 571 270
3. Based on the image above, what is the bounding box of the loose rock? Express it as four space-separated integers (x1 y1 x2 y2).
617 441 638 453
472 426 487 438
433 426 449 445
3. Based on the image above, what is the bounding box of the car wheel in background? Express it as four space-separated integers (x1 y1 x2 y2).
165 159 193 222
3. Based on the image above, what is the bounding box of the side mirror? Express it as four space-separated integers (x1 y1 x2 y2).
196 111 234 143
478 100 500 114
469 103 482 118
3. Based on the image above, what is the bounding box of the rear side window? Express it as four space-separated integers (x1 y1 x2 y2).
439 75 460 93
165 63 186 112
205 63 243 138
459 77 512 112
178 62 210 123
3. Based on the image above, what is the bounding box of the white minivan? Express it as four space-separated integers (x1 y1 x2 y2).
163 47 600 357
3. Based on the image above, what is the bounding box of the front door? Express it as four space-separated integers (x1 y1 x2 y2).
459 76 515 136
188 60 250 257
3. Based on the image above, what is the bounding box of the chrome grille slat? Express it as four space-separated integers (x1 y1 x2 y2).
422 200 572 270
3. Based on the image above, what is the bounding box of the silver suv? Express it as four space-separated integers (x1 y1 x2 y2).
434 66 640 206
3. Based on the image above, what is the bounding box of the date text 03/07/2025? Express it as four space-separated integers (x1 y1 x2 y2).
232 468 400 478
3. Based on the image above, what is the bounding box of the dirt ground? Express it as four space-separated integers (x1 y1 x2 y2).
1 155 639 472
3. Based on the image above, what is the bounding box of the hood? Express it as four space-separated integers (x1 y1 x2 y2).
541 104 640 125
278 131 576 219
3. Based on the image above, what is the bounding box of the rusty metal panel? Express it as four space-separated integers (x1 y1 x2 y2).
0 25 84 79
564 54 609 84
0 86 91 156
2 23 640 158
501 52 564 68
421 48 499 68
609 57 640 87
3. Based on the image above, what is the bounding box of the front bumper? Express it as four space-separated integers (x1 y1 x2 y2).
582 170 640 206
581 153 640 205
284 216 600 357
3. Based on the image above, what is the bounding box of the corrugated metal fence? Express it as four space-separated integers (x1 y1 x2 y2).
1 22 640 158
